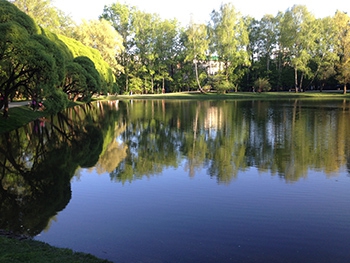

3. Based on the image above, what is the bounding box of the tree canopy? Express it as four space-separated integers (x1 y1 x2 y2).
1 0 117 117
2 0 350 115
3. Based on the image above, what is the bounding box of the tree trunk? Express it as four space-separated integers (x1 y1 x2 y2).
2 101 9 118
151 77 154 94
343 84 347 95
299 72 304 92
294 67 298 93
266 54 270 72
194 61 204 93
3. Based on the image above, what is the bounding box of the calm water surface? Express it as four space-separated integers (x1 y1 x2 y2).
1 100 350 262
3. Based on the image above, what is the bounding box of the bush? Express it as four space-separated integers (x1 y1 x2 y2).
254 78 271 92
217 81 233 94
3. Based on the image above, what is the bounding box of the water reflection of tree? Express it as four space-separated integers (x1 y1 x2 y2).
110 100 182 183
2 100 349 234
0 102 116 237
110 100 350 184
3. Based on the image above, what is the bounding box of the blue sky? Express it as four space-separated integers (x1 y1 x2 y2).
53 0 350 25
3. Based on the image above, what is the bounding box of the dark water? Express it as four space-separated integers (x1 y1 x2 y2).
1 100 350 262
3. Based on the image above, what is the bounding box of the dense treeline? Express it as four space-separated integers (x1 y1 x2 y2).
1 0 350 117
100 2 350 94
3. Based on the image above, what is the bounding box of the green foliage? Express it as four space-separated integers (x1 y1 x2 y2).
333 11 350 92
74 56 101 98
184 21 209 92
12 0 76 36
209 3 250 84
2 0 350 99
44 89 69 114
129 77 143 94
58 34 115 94
0 19 58 116
0 0 39 34
63 61 87 99
217 81 234 93
74 19 124 74
254 77 271 92
0 1 76 118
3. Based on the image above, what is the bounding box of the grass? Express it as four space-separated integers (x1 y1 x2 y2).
0 106 47 134
0 101 79 134
0 236 112 263
113 90 350 101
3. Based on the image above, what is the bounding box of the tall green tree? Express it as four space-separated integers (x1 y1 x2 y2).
151 18 180 93
333 11 350 94
309 16 338 90
208 3 250 91
101 2 135 93
11 0 75 35
131 10 159 93
280 5 317 91
250 15 279 75
184 19 209 92
74 19 124 75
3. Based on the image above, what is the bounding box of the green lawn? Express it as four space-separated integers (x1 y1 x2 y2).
114 90 350 100
0 236 111 263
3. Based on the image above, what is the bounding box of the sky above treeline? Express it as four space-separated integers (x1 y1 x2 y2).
53 0 350 25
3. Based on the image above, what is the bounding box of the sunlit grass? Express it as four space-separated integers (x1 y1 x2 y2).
114 91 350 100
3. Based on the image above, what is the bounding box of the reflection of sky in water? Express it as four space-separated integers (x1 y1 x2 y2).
35 164 350 263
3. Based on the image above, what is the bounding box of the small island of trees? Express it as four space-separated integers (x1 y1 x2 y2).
1 0 350 117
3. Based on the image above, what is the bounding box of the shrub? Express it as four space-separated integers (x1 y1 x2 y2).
254 78 271 92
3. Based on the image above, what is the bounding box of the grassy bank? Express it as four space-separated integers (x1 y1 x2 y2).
0 235 111 263
0 101 79 134
0 106 47 134
114 91 350 101
1 92 349 134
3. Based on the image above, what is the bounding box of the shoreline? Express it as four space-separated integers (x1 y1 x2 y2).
1 91 349 134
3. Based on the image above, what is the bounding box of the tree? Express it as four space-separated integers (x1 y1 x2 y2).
101 2 135 93
58 34 115 95
74 19 124 75
131 10 159 93
153 18 180 93
248 15 280 77
309 17 338 90
11 0 75 35
184 19 209 92
280 5 317 92
63 57 101 101
75 56 101 98
333 11 350 94
208 3 250 91
0 1 65 117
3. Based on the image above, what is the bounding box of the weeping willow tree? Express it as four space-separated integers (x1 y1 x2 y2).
58 34 116 95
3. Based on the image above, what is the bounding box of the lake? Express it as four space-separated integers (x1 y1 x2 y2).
1 99 350 262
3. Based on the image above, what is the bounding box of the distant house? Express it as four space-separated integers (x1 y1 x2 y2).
202 56 225 75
